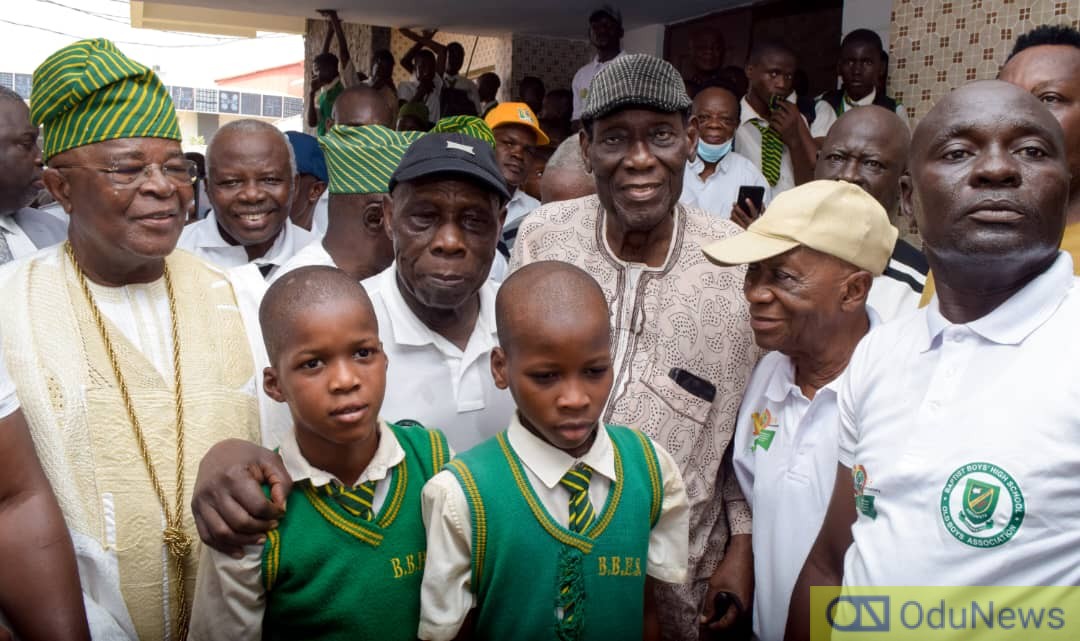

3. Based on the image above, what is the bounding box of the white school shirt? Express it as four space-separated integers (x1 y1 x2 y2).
0 333 17 419
417 413 690 641
733 308 879 641
809 87 910 139
188 420 411 641
443 73 482 112
176 211 315 278
398 75 444 122
839 251 1080 587
571 52 625 121
501 188 540 252
733 94 807 196
361 265 515 452
679 151 771 219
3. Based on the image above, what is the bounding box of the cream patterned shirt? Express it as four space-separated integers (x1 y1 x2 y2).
510 194 759 580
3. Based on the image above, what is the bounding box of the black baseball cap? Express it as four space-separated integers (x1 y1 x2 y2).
388 132 511 201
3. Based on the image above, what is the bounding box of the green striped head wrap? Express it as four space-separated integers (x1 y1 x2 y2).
318 117 495 196
320 125 421 195
31 38 180 161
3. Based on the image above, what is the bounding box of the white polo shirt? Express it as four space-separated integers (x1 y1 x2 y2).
809 88 910 139
839 251 1080 587
733 308 879 641
679 151 771 219
733 94 807 196
361 265 515 452
571 52 624 121
176 211 315 279
0 336 18 419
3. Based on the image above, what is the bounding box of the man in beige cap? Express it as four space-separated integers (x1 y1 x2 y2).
703 180 896 641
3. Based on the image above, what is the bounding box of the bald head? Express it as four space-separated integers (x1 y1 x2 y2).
260 266 377 363
815 105 910 214
496 261 609 354
332 86 394 128
540 136 596 204
903 81 1069 292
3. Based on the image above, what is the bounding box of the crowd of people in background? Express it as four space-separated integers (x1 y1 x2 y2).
3 3 1080 641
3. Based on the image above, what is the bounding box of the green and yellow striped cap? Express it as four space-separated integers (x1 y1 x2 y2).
319 124 421 195
31 38 180 161
429 115 496 147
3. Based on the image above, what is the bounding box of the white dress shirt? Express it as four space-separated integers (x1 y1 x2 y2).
361 266 515 452
839 252 1080 587
176 211 314 278
733 308 879 641
0 212 40 260
733 94 807 196
571 52 625 121
189 420 411 641
0 334 17 419
270 240 338 282
502 188 540 252
398 75 444 122
810 87 910 139
679 151 771 219
418 413 690 641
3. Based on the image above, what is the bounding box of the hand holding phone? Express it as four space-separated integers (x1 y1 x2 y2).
731 185 765 229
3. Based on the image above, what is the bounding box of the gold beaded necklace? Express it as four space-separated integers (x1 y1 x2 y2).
65 242 192 639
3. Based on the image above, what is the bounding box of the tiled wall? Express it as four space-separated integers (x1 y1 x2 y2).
889 0 1080 123
508 35 595 99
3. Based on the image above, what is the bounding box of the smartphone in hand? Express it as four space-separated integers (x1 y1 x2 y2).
736 185 766 216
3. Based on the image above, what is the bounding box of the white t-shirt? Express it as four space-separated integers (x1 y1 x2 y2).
679 152 771 219
571 52 624 120
0 335 18 419
733 309 878 641
839 252 1080 587
810 87 910 139
361 265 515 452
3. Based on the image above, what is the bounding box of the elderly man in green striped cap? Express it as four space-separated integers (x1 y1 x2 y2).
0 39 259 640
275 124 414 281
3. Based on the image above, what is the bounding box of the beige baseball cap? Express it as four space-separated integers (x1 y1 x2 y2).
702 180 899 275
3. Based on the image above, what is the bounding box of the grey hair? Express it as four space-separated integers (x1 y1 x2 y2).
205 119 296 177
545 136 591 175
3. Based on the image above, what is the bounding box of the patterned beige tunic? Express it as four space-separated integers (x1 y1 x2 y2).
510 195 760 639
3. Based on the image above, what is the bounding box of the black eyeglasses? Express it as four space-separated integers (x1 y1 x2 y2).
50 159 198 187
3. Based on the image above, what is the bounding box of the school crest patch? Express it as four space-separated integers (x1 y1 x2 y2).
750 408 778 452
940 462 1025 548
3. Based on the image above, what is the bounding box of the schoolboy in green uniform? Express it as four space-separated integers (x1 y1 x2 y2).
189 266 449 641
418 262 690 641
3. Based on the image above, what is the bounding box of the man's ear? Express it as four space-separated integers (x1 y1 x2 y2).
840 270 873 312
309 180 328 204
579 129 592 175
490 346 510 390
899 171 914 223
42 168 73 215
381 194 394 240
264 366 286 403
363 200 384 234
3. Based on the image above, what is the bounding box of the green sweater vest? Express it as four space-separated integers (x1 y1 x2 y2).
447 425 664 641
261 422 449 641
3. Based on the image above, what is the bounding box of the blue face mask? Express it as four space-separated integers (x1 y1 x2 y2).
697 138 732 163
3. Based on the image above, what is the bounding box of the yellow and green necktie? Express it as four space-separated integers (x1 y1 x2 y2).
324 479 378 521
560 464 596 534
751 119 783 187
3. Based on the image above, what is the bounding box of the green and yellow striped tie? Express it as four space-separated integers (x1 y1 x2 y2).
751 119 783 187
325 480 378 521
560 464 596 534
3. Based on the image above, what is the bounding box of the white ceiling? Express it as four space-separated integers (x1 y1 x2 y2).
141 0 753 38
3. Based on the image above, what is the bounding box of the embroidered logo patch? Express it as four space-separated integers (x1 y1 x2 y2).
852 464 878 520
446 140 475 155
750 408 778 452
940 462 1025 548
